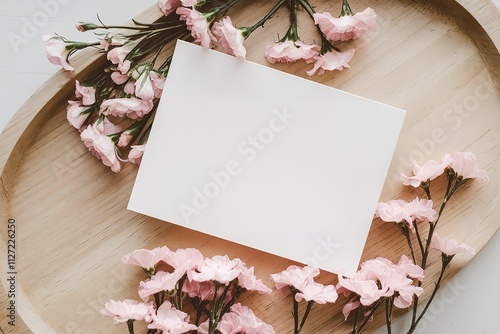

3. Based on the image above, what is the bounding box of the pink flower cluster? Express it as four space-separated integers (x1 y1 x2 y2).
430 233 476 257
337 256 424 319
271 265 338 304
375 197 435 232
103 245 274 333
401 152 488 187
54 33 168 172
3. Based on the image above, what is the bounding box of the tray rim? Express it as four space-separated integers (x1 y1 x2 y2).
0 0 499 332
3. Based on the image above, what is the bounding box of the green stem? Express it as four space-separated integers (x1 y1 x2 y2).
341 0 353 16
297 0 338 53
126 320 135 334
413 220 425 260
385 297 394 334
292 291 300 334
407 255 452 334
243 0 286 37
351 304 359 334
356 299 384 333
208 282 220 334
297 301 314 333
399 223 417 264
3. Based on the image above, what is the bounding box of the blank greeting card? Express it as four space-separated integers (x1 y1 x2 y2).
128 40 405 276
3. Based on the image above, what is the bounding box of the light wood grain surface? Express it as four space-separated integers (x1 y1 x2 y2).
0 0 499 333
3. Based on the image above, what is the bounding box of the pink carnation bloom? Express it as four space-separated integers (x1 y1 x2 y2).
145 301 197 333
375 198 435 232
177 7 214 48
306 48 355 76
396 255 424 282
295 281 338 304
80 119 122 172
430 233 476 256
212 17 247 58
448 152 488 180
271 265 336 304
158 0 181 16
107 40 139 65
128 144 146 165
265 40 319 64
75 80 96 106
182 279 222 302
380 270 423 308
100 299 154 324
400 155 452 187
189 255 241 284
66 100 88 129
42 35 74 71
118 133 133 147
234 259 272 294
138 270 184 302
313 8 376 42
101 97 154 119
162 247 204 276
111 71 129 85
217 303 275 334
121 246 171 270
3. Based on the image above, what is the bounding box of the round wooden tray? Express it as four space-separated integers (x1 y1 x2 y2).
1 0 499 332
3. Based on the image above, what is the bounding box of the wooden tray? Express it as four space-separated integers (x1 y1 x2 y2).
1 0 499 332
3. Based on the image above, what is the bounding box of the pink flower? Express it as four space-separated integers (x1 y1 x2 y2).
448 152 488 180
107 40 139 65
101 97 154 119
217 303 275 334
111 71 129 85
118 133 133 147
177 7 214 48
212 17 246 58
306 48 355 76
338 257 424 309
128 145 146 165
146 301 198 333
375 198 435 232
295 281 338 304
42 35 74 71
162 248 204 275
75 80 96 106
234 259 272 294
138 270 184 301
396 255 424 282
80 119 122 172
121 246 171 270
265 40 319 64
189 255 241 284
182 279 224 302
342 297 360 320
314 8 376 42
400 155 452 187
271 265 336 303
150 71 166 98
100 299 154 324
338 275 390 306
66 100 89 129
158 0 181 16
430 233 476 256
270 265 320 297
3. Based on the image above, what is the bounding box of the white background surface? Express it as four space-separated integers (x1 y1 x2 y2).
0 1 498 333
